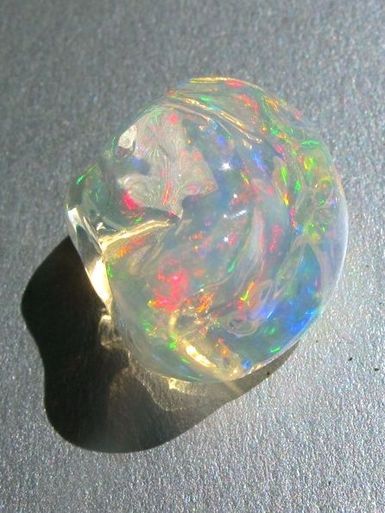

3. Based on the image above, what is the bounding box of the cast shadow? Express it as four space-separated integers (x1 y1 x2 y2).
21 238 294 453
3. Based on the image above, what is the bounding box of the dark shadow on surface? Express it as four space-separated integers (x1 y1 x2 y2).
21 238 295 452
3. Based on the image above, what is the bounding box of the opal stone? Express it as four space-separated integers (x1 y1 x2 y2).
66 77 348 383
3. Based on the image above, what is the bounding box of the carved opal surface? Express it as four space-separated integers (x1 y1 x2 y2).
66 77 348 383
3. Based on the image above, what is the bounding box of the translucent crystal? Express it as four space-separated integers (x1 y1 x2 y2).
66 77 348 383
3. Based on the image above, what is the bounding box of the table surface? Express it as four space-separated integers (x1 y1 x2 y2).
1 1 384 512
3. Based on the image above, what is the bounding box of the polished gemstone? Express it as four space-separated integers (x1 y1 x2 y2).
66 77 348 383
